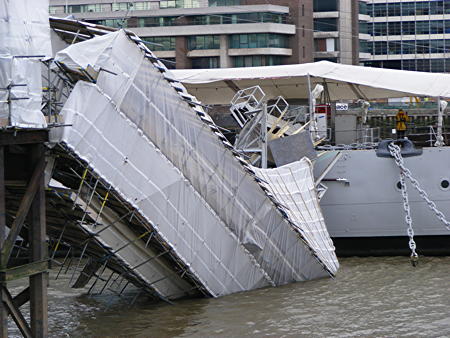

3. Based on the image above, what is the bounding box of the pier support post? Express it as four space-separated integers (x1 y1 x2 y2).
0 131 48 337
29 144 48 338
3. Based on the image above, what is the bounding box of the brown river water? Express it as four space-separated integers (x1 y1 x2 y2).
6 256 450 337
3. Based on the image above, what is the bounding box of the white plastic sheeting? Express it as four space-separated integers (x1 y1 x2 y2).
54 30 338 296
172 61 450 104
0 0 52 57
56 81 272 297
252 159 339 273
0 0 50 128
0 56 47 127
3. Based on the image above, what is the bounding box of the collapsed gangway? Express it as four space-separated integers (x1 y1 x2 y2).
1 12 339 328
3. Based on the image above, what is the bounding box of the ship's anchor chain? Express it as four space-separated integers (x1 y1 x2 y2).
389 142 450 266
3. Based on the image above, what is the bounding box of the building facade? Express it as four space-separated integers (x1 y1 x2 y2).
313 0 365 65
49 0 316 68
363 0 450 73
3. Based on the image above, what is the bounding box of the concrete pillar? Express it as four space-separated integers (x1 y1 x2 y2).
339 0 354 64
351 1 360 65
219 35 232 68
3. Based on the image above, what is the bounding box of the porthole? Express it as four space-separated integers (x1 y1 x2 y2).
440 179 450 190
396 181 402 190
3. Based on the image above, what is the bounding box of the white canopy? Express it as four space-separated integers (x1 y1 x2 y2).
171 61 450 104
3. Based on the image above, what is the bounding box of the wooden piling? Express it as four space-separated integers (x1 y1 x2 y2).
0 130 49 338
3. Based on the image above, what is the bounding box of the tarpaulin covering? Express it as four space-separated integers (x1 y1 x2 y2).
0 56 46 127
171 61 450 104
252 159 338 272
0 0 52 57
0 0 50 127
54 30 338 296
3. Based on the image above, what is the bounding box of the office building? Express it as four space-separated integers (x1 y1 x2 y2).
313 0 364 65
363 0 450 72
49 0 315 68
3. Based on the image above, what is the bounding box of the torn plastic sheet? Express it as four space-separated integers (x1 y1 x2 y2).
252 159 339 272
0 56 47 128
54 30 338 295
0 0 52 57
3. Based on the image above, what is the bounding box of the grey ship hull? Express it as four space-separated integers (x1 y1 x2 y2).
315 147 450 255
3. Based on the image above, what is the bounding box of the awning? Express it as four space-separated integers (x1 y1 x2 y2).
171 61 450 104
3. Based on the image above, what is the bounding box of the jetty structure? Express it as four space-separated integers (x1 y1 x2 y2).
0 1 338 335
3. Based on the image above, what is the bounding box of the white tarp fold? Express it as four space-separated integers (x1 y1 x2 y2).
171 61 450 104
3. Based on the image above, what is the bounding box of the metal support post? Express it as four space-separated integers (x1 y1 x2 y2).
307 74 317 141
261 103 268 169
0 146 8 338
28 144 48 338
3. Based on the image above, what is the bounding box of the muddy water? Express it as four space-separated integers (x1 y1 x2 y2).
7 256 450 337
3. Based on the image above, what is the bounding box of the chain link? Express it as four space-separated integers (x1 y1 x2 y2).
388 142 450 265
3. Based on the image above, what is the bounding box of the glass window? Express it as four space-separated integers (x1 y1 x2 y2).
401 2 416 16
232 55 283 67
373 22 387 36
68 5 82 13
416 21 430 35
415 2 430 15
313 0 338 12
388 3 401 16
359 22 368 34
373 3 387 17
402 21 416 35
143 36 176 51
359 40 369 53
431 59 444 73
402 59 416 71
388 22 401 35
359 1 367 15
430 1 444 15
314 18 338 32
417 59 430 72
416 40 430 53
229 34 288 49
191 57 219 69
49 6 65 14
208 0 240 6
134 2 152 10
402 40 416 54
388 41 402 55
112 3 132 11
374 41 387 55
187 35 220 50
430 20 444 34
446 1 450 14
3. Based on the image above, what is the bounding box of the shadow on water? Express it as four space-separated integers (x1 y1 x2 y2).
7 256 450 337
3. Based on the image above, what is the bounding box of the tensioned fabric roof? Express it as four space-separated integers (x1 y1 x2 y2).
171 61 450 104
